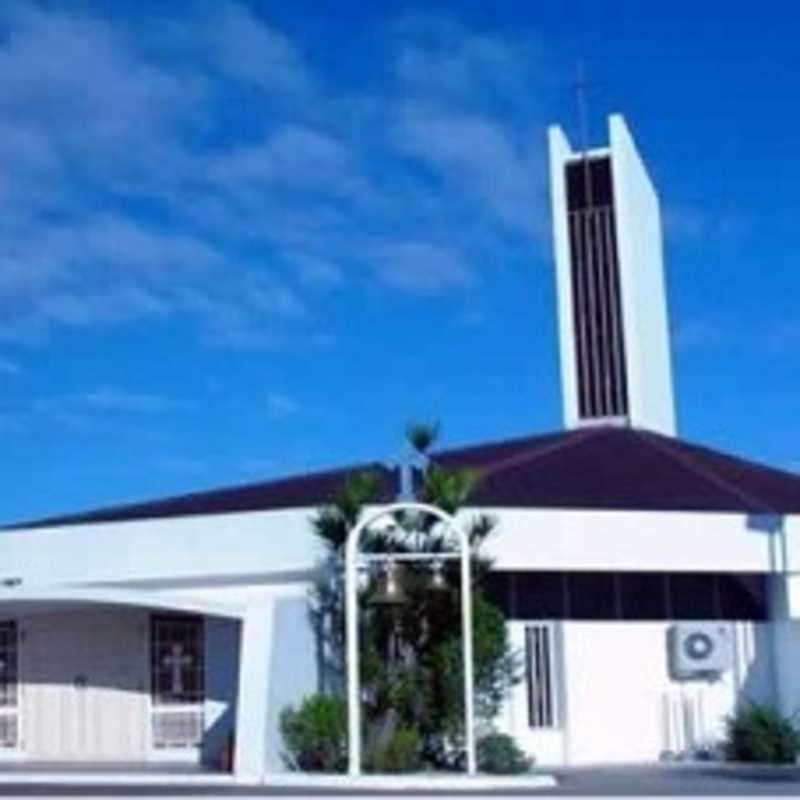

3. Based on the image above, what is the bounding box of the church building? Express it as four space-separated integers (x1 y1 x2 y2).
2 114 800 780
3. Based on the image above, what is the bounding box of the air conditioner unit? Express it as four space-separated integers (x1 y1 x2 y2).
668 623 733 680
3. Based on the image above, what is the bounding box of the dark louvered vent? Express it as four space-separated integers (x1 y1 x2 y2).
565 157 628 420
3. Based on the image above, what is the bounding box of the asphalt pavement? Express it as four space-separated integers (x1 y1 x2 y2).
3 764 800 796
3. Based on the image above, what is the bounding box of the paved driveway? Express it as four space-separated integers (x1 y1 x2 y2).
548 763 800 795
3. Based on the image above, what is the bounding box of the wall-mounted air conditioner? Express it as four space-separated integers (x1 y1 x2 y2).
668 623 733 681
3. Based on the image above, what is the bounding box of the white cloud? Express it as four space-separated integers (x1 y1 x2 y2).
663 204 751 244
0 3 551 349
209 126 362 196
82 389 174 414
366 241 475 295
0 357 21 375
392 105 543 237
202 4 313 94
266 392 300 419
672 318 729 351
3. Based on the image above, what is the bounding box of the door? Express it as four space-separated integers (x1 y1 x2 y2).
21 609 148 761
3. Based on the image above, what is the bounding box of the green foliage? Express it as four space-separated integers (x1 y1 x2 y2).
477 733 534 774
280 694 348 772
725 703 800 764
312 470 383 551
367 725 422 773
420 464 481 516
406 422 440 456
308 420 521 771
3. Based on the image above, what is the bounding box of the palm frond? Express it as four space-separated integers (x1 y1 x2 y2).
421 465 481 515
311 469 382 552
405 421 441 456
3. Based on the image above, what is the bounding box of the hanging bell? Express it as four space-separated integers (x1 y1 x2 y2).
368 560 407 607
429 559 447 591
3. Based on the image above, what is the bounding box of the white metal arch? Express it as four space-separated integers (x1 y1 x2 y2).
345 501 476 776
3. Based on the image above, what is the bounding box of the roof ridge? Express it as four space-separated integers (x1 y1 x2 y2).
635 430 775 513
473 425 605 480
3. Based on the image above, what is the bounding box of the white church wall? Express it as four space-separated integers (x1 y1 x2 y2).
559 621 772 764
478 508 774 573
264 594 320 772
499 620 773 766
547 124 581 430
0 508 323 587
202 617 241 768
176 581 320 772
3 504 785 591
609 114 676 435
499 621 567 765
770 620 800 721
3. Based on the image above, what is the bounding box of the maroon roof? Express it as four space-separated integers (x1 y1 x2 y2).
5 426 800 530
435 426 800 513
6 462 398 530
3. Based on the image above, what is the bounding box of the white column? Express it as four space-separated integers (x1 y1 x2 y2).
234 598 273 783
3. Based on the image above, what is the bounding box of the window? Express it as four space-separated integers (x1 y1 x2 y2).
0 622 17 748
619 572 669 620
515 572 567 619
151 615 204 706
718 574 768 620
568 572 618 619
150 615 204 749
495 571 769 622
669 573 717 620
525 623 559 729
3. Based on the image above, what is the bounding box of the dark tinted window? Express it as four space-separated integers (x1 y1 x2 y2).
568 572 618 619
485 572 512 616
668 574 717 620
492 571 768 622
514 572 566 619
718 574 768 620
619 572 668 620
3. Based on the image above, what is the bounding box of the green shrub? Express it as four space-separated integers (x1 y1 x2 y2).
477 733 533 774
280 694 347 772
367 725 422 773
725 703 800 764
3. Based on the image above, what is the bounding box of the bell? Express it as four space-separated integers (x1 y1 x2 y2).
368 560 407 607
429 559 447 591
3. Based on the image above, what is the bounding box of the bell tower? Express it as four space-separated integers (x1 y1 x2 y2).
548 114 676 435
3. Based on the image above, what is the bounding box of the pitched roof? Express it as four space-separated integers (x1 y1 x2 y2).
5 462 398 530
5 426 800 530
435 425 800 513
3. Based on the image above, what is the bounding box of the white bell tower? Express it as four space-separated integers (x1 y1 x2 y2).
548 114 676 435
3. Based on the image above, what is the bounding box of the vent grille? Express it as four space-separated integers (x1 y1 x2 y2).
0 713 17 748
525 623 559 729
152 709 204 749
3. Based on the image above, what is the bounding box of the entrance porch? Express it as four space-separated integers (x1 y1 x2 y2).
0 586 292 783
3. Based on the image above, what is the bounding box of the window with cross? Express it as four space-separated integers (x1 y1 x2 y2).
150 614 204 706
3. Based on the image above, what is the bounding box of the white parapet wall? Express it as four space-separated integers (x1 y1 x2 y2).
478 508 775 573
0 507 324 587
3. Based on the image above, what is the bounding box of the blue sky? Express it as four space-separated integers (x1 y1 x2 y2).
1 0 798 523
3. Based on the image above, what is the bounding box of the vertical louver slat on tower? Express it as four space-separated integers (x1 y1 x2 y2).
565 157 628 420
